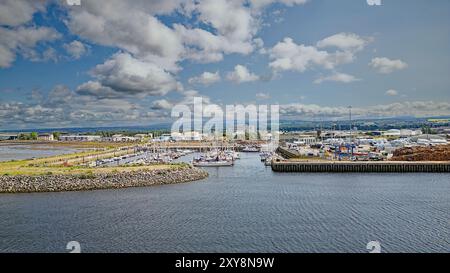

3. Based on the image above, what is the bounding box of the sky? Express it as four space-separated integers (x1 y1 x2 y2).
0 0 449 129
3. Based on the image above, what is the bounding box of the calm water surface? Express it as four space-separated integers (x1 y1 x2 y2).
0 144 81 162
0 153 449 253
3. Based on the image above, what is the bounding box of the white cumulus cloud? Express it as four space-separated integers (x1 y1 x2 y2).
63 40 89 59
256 92 271 99
314 72 361 84
385 89 399 96
317 32 371 51
369 57 408 74
188 71 221 86
227 65 260 83
250 0 309 10
280 101 450 119
77 52 180 98
269 38 330 72
0 26 61 68
0 0 45 27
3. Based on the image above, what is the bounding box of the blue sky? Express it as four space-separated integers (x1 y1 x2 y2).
0 0 449 129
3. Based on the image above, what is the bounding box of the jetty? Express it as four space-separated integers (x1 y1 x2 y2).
271 161 450 173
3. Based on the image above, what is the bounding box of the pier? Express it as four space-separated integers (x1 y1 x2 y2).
271 161 450 173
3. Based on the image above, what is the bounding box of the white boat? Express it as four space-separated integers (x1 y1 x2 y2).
242 146 260 152
225 151 240 160
260 152 272 162
192 153 234 167
192 160 234 167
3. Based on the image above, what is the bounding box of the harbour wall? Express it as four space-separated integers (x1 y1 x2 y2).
276 147 301 159
271 161 450 173
0 166 208 194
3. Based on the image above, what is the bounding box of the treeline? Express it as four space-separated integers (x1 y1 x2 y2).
18 132 38 140
16 130 172 140
18 132 61 140
75 130 171 138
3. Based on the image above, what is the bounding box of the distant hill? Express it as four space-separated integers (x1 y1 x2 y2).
1 116 449 134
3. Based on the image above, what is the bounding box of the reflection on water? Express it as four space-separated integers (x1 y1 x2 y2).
0 153 449 253
0 145 82 162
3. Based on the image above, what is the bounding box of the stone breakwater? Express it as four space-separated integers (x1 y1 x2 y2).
0 167 208 194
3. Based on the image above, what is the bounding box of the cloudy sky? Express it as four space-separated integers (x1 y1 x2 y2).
0 0 449 129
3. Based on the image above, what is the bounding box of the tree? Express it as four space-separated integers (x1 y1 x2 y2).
421 126 433 134
30 132 38 140
53 132 61 140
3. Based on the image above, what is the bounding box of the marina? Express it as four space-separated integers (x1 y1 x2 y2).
94 149 196 167
192 150 239 167
1 152 449 253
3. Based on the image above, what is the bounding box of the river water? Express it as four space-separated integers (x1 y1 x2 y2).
0 153 449 253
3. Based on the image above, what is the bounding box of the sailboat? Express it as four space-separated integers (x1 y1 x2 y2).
192 148 234 167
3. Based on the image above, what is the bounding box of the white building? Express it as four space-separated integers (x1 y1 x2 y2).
134 134 152 141
184 131 203 141
0 134 18 141
413 134 448 146
170 132 184 141
37 133 54 141
170 131 204 141
111 134 138 142
59 135 102 142
294 136 317 145
153 134 172 142
383 129 422 138
383 129 401 137
399 129 422 137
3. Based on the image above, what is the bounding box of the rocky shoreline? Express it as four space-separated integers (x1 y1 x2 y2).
0 166 208 194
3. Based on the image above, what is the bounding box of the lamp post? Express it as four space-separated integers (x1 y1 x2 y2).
348 106 353 143
349 106 354 158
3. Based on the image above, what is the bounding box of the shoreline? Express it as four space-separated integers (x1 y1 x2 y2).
0 166 208 194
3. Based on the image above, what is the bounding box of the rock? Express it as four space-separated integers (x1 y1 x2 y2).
0 167 208 194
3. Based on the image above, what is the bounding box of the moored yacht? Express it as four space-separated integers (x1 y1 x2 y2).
192 155 234 167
